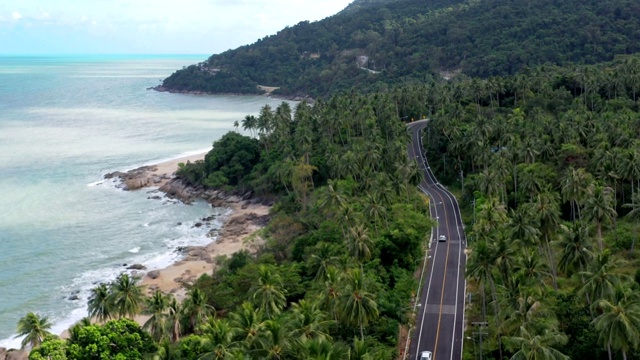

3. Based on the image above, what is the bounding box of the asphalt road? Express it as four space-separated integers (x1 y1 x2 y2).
406 120 467 360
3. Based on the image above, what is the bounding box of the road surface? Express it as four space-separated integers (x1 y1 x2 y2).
406 119 467 360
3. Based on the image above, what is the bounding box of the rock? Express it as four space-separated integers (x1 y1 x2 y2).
4 349 28 360
176 222 182 226
174 277 183 283
122 264 128 267
127 263 146 270
147 270 161 279
69 295 80 301
148 195 162 200
194 222 203 228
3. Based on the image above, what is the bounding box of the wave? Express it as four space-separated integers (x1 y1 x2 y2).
0 210 224 350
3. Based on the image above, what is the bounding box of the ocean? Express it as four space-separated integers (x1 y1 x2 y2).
0 55 285 348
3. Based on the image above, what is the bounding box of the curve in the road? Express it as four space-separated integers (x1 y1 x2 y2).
405 120 467 360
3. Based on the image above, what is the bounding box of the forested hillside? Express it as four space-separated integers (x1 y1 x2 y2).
161 0 640 97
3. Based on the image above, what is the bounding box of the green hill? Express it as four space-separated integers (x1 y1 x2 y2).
161 0 640 97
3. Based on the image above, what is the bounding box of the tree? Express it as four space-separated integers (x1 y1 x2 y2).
199 318 238 360
338 268 379 340
467 240 498 319
592 289 640 360
622 189 640 254
560 167 592 221
346 223 373 267
183 288 215 334
167 298 182 343
556 221 593 279
228 301 264 349
143 290 170 342
109 273 145 319
289 299 333 342
256 319 291 360
251 265 287 319
583 183 617 250
87 283 112 323
66 318 156 359
28 336 68 360
579 250 631 306
505 326 570 360
15 312 52 349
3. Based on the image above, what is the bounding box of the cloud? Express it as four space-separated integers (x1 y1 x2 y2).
11 11 22 20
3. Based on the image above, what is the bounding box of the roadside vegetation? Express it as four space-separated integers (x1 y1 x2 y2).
419 54 640 360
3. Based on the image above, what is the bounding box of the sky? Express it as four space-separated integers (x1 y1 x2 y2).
0 0 354 55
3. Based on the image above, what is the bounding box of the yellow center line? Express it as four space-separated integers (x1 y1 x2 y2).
432 187 452 360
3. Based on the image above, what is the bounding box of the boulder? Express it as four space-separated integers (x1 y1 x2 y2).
4 349 28 360
147 270 161 279
127 264 146 270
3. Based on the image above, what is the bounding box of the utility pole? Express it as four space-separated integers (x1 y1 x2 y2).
472 322 488 360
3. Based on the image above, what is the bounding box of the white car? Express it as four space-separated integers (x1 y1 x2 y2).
421 351 433 360
438 234 447 242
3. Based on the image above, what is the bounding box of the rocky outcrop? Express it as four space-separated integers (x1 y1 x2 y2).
104 166 170 191
158 177 274 208
0 348 28 360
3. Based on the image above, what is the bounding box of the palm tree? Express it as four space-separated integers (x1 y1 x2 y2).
229 301 264 349
251 265 287 319
622 189 640 253
338 268 379 340
592 289 640 360
579 250 631 306
166 297 182 343
555 222 593 277
256 319 291 360
289 300 333 342
500 290 556 336
15 312 52 349
560 167 592 221
583 183 617 250
533 189 561 290
299 337 348 360
109 273 145 319
505 326 570 360
199 318 238 360
346 224 373 267
467 240 498 319
308 242 339 281
316 266 341 324
183 288 215 333
87 282 112 323
507 205 541 248
143 290 170 342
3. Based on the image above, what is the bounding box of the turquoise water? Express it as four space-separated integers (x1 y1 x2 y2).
0 55 285 347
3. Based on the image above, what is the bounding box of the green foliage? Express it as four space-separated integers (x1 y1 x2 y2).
162 0 640 97
202 132 261 188
66 319 156 360
29 336 67 360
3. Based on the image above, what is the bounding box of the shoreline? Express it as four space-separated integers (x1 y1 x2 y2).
113 151 271 304
64 152 271 341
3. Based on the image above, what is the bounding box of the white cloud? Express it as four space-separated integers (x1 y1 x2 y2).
11 11 22 20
